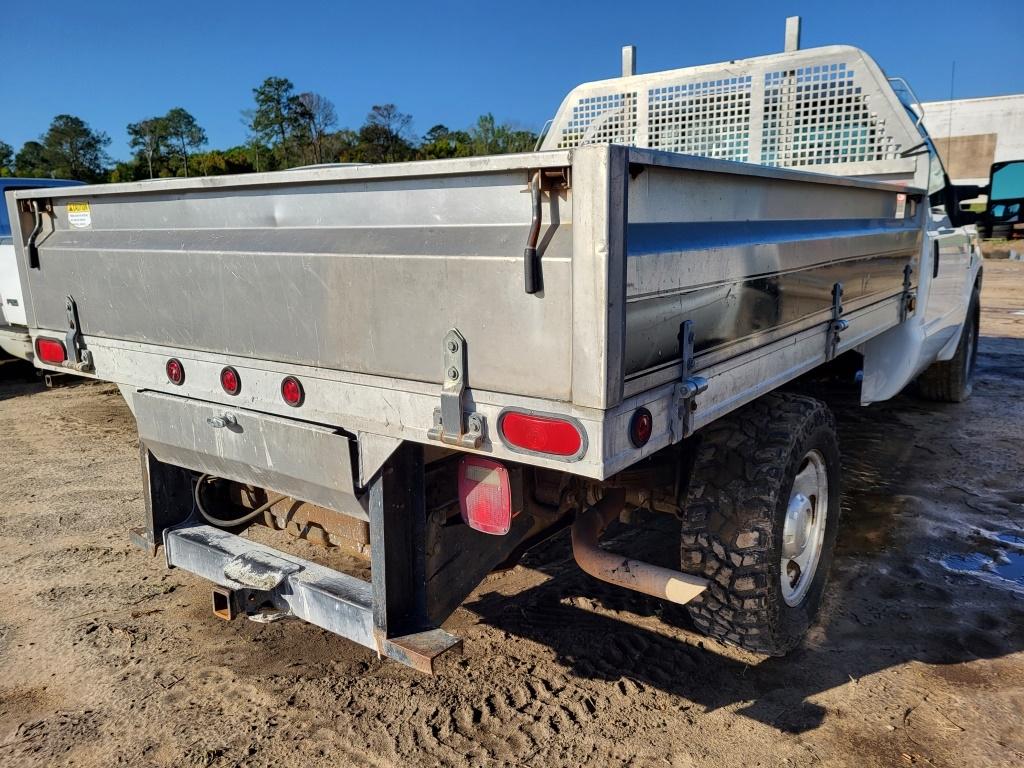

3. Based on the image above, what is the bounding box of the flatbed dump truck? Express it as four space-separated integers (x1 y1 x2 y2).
6 43 987 672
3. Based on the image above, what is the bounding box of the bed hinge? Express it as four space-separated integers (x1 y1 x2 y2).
427 328 485 449
671 319 708 440
826 282 849 361
63 295 94 373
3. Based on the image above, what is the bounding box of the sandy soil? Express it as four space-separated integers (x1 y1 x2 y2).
1 262 1022 768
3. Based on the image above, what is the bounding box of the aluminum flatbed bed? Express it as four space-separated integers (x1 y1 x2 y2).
9 145 921 481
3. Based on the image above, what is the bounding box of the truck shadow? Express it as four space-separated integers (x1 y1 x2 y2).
0 359 92 400
466 335 1024 734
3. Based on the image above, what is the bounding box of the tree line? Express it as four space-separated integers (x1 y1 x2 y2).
0 76 539 182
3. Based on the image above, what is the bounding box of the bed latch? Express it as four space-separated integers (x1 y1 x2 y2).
22 198 52 270
672 319 708 440
427 328 486 449
523 172 542 294
522 168 570 295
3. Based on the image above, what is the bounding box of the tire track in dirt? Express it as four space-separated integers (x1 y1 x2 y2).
1 265 1024 767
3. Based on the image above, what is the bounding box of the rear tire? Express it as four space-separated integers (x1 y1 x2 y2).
917 286 980 403
679 393 841 656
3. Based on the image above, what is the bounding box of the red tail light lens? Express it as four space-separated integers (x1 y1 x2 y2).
35 338 67 364
281 376 304 407
499 411 583 457
220 366 241 395
458 456 512 535
629 408 653 448
166 358 185 385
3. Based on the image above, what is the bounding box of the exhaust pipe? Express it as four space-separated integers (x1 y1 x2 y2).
571 490 708 605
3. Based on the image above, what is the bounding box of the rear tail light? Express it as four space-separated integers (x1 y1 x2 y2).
220 366 241 395
166 358 185 385
34 338 66 364
499 410 584 458
458 456 512 535
281 376 304 407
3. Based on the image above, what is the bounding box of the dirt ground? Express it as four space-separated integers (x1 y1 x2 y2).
1 262 1022 768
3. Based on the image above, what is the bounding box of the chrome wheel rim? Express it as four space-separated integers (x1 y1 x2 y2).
781 449 829 607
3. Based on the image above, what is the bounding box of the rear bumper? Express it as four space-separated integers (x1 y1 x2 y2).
163 519 462 673
0 326 32 361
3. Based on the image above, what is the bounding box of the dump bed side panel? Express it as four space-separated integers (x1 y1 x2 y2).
13 162 574 400
622 150 923 388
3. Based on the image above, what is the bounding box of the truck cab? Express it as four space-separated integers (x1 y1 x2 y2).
860 110 982 401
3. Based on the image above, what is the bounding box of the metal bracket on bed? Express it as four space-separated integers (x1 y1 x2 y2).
672 320 708 439
899 264 916 323
427 328 485 449
825 283 849 362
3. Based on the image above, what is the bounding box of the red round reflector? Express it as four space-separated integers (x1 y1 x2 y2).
629 407 653 448
220 366 241 395
499 411 583 457
281 376 304 407
166 358 185 385
35 337 67 364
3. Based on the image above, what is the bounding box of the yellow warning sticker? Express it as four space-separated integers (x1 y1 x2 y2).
67 202 91 228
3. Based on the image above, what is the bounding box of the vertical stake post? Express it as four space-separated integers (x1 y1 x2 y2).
785 16 801 52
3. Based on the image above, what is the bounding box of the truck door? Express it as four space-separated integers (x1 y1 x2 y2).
921 147 971 350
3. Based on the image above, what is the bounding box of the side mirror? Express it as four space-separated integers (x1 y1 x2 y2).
986 159 1024 228
945 181 986 227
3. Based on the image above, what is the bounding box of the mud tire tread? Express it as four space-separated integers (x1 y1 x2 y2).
679 392 839 656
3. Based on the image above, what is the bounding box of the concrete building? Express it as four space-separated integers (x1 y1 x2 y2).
920 94 1024 185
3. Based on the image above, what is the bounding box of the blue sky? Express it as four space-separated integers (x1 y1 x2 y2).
2 0 1021 161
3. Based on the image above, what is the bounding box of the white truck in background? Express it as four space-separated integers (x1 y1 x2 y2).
0 178 83 362
5 42 996 672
